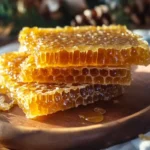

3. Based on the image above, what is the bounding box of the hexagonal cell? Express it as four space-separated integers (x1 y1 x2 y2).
94 76 104 84
85 76 92 83
105 77 113 84
65 75 74 83
61 69 70 76
47 76 54 82
80 88 88 97
41 69 50 76
110 70 118 77
55 75 65 83
100 69 108 77
71 68 80 76
119 69 127 76
75 96 83 107
75 75 85 83
52 68 60 76
90 68 99 76
82 68 89 75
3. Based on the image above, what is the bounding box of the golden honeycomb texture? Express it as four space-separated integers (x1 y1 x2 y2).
15 84 123 118
0 52 131 85
0 52 124 118
0 65 123 118
19 25 150 67
2 77 124 118
0 25 149 118
20 66 131 85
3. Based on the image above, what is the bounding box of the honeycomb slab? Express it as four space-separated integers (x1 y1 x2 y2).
1 74 123 118
19 25 150 67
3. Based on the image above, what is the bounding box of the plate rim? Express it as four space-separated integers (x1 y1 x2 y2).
0 105 150 150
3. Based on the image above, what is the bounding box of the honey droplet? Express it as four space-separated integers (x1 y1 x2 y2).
85 115 104 123
139 134 150 141
94 107 106 114
79 113 104 123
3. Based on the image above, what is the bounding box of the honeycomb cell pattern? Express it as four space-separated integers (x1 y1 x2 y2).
1 25 148 118
19 25 150 67
0 52 131 85
0 52 123 117
1 74 123 118
20 67 131 85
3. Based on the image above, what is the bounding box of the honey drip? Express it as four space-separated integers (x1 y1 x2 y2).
79 114 104 123
79 107 106 123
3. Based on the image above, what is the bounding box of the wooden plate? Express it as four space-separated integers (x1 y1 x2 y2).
0 48 150 149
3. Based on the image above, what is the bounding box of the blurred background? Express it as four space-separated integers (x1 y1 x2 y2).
0 0 150 46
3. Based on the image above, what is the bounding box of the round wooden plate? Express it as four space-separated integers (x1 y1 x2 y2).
0 52 150 149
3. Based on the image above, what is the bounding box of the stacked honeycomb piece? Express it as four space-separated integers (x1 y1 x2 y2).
0 25 149 118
